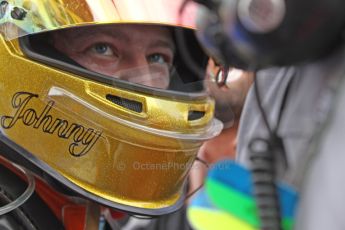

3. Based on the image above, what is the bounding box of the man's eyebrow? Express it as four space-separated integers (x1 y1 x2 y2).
66 27 175 52
148 39 175 52
67 28 130 41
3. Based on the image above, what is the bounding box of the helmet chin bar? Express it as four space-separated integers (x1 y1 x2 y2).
0 134 187 216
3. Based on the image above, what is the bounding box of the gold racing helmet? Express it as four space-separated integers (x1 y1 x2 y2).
0 0 222 215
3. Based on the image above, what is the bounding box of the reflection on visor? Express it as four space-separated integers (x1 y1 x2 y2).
113 64 171 89
0 0 197 40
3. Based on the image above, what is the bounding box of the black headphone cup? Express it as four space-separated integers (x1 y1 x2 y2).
195 0 345 69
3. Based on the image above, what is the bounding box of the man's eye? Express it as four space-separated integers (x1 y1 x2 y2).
91 43 114 56
147 54 167 64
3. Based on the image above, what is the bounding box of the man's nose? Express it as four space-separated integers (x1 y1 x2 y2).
121 54 149 72
116 55 151 83
114 54 169 89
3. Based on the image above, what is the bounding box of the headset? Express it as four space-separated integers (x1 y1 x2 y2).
192 0 345 70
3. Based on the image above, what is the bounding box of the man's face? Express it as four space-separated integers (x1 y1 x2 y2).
52 24 175 89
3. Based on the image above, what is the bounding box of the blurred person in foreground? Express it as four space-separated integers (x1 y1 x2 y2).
189 0 345 229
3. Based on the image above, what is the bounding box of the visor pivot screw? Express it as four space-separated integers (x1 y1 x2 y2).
11 7 26 20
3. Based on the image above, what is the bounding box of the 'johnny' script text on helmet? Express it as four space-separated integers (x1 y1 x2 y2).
0 92 102 157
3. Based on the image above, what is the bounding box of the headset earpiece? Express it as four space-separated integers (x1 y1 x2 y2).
237 0 285 33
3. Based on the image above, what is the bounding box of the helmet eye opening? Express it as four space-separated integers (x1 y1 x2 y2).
18 27 209 99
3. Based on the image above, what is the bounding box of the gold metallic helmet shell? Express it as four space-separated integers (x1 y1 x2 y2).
0 0 222 215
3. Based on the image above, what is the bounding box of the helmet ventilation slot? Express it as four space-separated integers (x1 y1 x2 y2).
106 94 143 113
188 111 205 121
